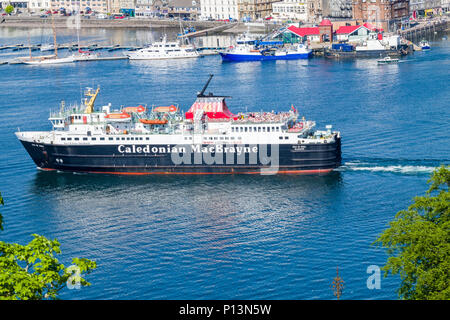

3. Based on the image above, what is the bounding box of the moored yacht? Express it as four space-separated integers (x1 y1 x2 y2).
126 35 199 60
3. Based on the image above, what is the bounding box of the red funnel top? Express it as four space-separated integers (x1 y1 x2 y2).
185 97 237 120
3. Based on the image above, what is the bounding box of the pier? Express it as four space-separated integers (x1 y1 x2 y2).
399 18 448 41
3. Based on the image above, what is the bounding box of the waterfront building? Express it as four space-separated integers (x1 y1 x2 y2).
1 0 29 10
335 23 372 41
442 0 449 12
352 0 410 32
308 0 353 23
200 0 239 20
324 0 352 18
237 0 282 21
48 0 108 13
307 0 323 23
275 25 321 42
29 0 51 11
409 0 441 12
167 0 200 19
119 0 136 15
271 0 309 22
107 0 121 13
135 0 153 17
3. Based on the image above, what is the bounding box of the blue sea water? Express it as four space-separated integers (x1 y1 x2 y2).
0 29 449 300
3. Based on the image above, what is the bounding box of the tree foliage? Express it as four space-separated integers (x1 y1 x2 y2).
5 5 14 15
0 193 96 300
375 165 450 300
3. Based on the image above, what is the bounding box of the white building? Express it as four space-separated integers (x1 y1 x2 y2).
272 0 308 22
200 0 239 20
29 0 51 11
49 0 108 13
135 0 154 17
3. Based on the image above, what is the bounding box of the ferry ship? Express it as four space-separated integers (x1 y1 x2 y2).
15 76 341 175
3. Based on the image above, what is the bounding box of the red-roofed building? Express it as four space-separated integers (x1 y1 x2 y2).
285 25 321 42
363 22 384 32
335 25 372 42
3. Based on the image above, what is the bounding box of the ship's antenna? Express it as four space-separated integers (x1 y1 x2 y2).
197 74 214 97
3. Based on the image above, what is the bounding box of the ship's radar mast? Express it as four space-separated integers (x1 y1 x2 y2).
84 87 100 114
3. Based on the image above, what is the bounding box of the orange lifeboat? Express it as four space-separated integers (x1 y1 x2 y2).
123 105 146 113
154 105 177 113
105 112 131 122
139 119 168 125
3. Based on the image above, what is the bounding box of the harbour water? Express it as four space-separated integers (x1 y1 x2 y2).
0 28 449 299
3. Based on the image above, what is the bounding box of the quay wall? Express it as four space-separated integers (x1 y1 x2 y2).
0 16 229 30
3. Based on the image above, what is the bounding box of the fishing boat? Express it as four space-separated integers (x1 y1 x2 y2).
220 42 312 61
377 56 399 64
419 39 430 50
16 75 342 175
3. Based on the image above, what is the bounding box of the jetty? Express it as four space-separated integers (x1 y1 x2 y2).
178 22 238 38
399 18 448 41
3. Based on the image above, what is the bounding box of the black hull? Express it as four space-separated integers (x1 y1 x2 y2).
20 138 341 175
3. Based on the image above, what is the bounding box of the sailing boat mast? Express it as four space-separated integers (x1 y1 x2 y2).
51 9 57 57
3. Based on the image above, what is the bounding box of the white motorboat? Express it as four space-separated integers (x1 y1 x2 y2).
126 35 199 60
377 56 399 64
419 39 431 50
40 44 55 52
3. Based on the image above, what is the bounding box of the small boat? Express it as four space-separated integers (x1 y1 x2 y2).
154 105 177 113
139 119 168 125
419 40 430 50
105 112 131 122
72 50 99 62
377 56 399 64
40 44 55 52
123 105 146 113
